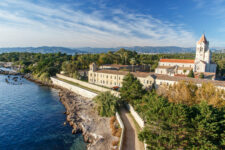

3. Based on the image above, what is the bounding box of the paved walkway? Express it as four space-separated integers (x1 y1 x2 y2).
120 108 145 150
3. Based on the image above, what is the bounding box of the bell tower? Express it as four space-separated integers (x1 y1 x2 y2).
195 34 211 63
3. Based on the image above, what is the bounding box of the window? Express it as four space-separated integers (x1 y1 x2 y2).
114 82 116 85
106 81 108 84
114 76 116 79
147 80 149 84
106 75 108 78
110 76 112 79
90 73 92 76
110 82 112 85
160 82 162 85
119 77 120 80
150 81 152 84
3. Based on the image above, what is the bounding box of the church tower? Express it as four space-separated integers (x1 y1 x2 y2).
195 34 211 63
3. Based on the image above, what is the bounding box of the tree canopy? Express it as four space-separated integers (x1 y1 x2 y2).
119 73 145 104
93 91 120 117
137 92 225 150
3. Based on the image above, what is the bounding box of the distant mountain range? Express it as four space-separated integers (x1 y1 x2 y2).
77 46 196 54
0 46 84 55
0 46 223 54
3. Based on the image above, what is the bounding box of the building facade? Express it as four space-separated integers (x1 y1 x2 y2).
88 63 154 89
155 34 217 77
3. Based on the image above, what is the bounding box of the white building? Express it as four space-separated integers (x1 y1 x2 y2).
155 34 217 78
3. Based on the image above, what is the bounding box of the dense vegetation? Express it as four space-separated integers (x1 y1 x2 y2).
118 75 225 149
0 49 224 80
158 81 225 108
137 92 225 149
93 91 120 117
119 73 145 104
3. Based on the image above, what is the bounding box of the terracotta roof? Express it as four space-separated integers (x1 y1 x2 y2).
160 59 195 64
154 74 225 87
198 34 208 44
96 70 153 78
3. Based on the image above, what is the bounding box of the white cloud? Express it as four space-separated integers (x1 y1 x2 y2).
0 0 196 48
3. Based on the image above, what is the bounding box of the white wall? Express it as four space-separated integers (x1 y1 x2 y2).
51 77 125 149
126 104 145 129
51 77 97 99
116 112 124 150
56 74 120 97
159 62 194 68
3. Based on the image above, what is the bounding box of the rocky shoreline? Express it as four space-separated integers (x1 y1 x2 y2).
23 74 118 150
59 89 118 150
0 69 21 75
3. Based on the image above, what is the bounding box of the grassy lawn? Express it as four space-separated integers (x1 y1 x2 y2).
56 77 100 94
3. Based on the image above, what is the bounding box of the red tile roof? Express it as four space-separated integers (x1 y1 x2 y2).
160 59 194 64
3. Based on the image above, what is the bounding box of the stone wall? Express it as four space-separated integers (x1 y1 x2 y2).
126 104 145 128
51 77 124 149
56 74 120 97
116 112 124 150
51 77 97 99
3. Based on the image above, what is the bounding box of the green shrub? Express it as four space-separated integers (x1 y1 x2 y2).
94 91 120 117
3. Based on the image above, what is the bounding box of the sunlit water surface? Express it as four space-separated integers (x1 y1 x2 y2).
0 74 86 150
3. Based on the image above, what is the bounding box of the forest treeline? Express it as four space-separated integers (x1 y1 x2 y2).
0 48 224 81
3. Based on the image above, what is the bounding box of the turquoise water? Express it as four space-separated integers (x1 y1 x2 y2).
0 74 86 150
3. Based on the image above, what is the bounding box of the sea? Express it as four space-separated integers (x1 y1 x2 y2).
0 70 86 150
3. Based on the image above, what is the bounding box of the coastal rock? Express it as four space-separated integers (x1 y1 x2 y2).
58 89 118 150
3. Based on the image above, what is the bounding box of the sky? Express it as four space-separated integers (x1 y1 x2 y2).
0 0 225 48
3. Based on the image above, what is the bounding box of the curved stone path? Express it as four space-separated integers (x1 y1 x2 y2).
120 108 145 150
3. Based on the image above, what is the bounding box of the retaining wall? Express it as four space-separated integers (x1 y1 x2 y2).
51 77 97 98
51 77 124 149
56 74 120 97
126 104 145 129
126 104 148 150
116 112 124 150
53 75 146 149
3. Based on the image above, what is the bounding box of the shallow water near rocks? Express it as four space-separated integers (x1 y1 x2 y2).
0 74 86 150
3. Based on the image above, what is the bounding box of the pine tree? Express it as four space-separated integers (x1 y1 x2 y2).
119 73 144 104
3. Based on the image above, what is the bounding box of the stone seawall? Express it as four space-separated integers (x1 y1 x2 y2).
56 74 120 97
51 77 97 99
51 77 124 150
